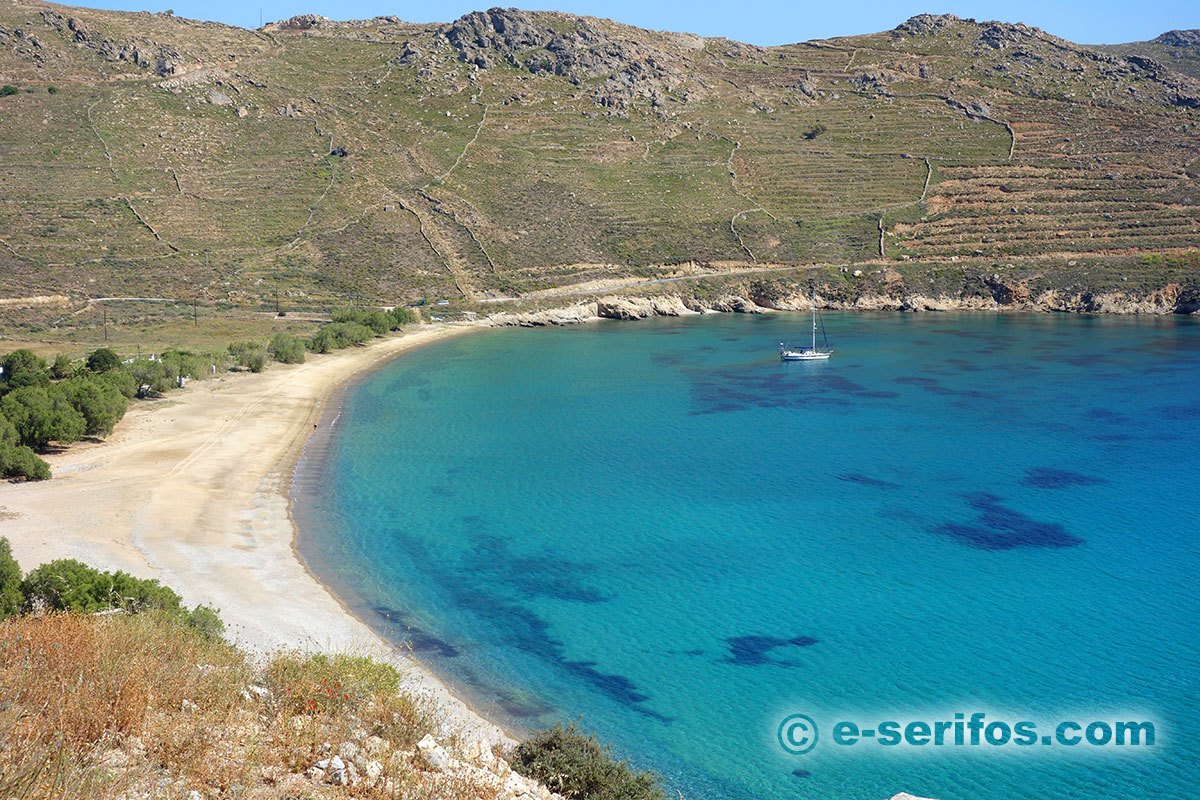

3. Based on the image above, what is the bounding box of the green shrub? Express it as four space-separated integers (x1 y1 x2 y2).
97 368 139 399
0 442 50 480
228 341 268 373
0 85 17 97
60 374 129 437
186 604 225 638
0 386 87 449
0 349 49 392
20 559 185 615
50 353 76 380
86 347 122 373
47 86 58 94
803 123 827 140
511 723 667 800
389 306 417 327
308 322 375 353
0 538 23 619
267 332 306 364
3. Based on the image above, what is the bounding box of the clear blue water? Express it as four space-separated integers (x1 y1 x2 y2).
295 312 1200 800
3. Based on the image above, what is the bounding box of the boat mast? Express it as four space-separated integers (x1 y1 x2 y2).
811 287 817 351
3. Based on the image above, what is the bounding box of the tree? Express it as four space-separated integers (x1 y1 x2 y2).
0 349 49 392
229 341 268 373
0 537 23 619
61 375 128 437
0 386 86 450
20 559 184 614
0 85 17 97
268 333 306 364
511 723 667 800
86 347 122 373
51 353 75 379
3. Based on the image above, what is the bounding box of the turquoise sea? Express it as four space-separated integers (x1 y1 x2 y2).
294 312 1200 800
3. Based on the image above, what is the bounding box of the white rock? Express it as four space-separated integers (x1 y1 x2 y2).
338 741 360 761
186 792 203 800
364 735 390 758
417 734 452 771
180 699 198 714
363 759 383 784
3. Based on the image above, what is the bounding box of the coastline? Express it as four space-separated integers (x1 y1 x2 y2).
0 321 513 746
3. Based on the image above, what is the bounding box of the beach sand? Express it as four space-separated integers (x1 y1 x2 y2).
0 323 510 745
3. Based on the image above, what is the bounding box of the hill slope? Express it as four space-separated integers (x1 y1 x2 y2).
1 3 1198 307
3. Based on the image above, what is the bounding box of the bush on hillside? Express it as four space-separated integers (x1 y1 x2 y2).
308 322 374 353
267 332 306 364
86 347 122 373
0 85 17 97
0 385 87 450
20 558 186 615
51 352 76 380
511 723 667 800
59 375 129 437
0 349 49 391
0 538 23 619
228 341 268 373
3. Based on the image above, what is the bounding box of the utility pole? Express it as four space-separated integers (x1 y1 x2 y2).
103 307 107 342
275 290 280 316
193 297 198 326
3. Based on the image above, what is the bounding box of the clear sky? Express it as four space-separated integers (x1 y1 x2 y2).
78 0 1196 46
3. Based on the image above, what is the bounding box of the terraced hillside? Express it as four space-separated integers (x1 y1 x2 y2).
0 3 1198 309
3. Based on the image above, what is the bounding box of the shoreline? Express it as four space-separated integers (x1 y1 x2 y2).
0 321 514 746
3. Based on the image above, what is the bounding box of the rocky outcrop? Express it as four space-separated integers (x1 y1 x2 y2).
300 731 562 799
1153 30 1200 47
443 8 696 108
40 9 184 75
486 293 768 326
486 274 1198 327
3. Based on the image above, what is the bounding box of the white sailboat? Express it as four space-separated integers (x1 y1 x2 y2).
779 289 832 361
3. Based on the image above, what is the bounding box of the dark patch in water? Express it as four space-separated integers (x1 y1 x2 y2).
935 492 1083 550
687 365 897 415
722 635 818 666
369 606 460 658
492 689 556 719
429 484 453 496
792 769 812 779
466 533 608 604
721 337 740 342
893 376 989 398
1159 403 1200 421
838 473 901 490
1021 468 1105 490
1085 407 1130 424
945 358 985 372
650 352 685 367
912 340 933 347
699 345 716 351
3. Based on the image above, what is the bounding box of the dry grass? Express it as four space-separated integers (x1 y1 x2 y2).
0 613 494 800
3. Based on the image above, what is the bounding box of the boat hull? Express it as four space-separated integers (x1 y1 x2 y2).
781 351 831 361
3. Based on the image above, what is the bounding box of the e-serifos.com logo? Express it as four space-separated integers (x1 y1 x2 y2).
778 712 1156 755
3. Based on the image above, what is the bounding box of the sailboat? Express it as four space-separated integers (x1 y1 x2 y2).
779 288 832 361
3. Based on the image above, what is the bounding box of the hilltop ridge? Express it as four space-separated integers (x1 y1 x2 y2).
0 1 1197 318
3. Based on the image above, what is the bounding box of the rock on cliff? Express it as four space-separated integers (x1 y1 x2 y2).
443 7 700 108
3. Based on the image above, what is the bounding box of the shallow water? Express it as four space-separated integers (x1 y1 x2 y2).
296 312 1200 800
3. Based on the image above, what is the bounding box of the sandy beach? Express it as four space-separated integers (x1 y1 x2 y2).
0 322 510 745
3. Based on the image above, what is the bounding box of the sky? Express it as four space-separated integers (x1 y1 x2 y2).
79 0 1197 46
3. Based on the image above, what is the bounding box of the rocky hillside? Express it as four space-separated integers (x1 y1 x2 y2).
0 2 1197 312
